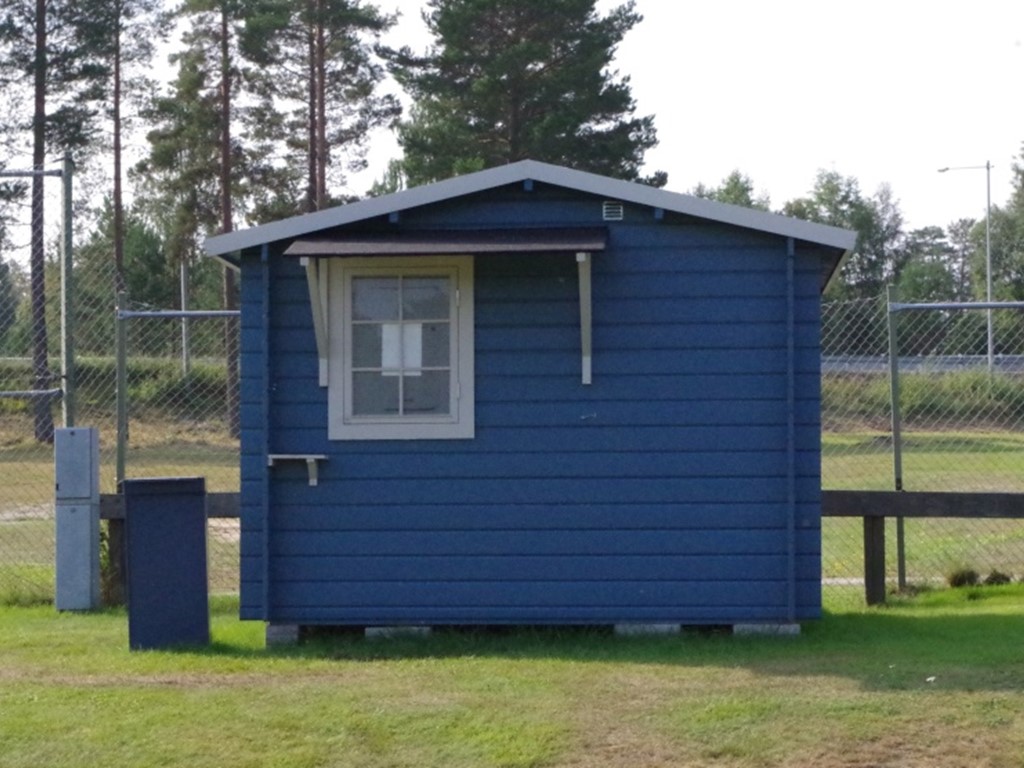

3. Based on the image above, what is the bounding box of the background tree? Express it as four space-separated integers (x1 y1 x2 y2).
902 226 951 266
980 152 1024 304
90 0 166 294
976 190 1024 355
75 199 175 354
0 258 22 351
0 174 27 259
137 45 221 290
783 170 906 300
0 0 109 442
692 170 770 210
244 0 399 212
946 218 976 302
390 0 662 186
137 0 302 435
894 256 957 355
366 157 406 197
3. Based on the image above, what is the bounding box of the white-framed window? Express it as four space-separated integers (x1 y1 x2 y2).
327 255 474 440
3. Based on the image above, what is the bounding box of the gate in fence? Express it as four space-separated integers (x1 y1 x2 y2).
111 294 241 596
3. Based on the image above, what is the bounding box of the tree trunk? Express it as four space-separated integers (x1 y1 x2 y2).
305 0 317 213
314 4 327 209
219 5 239 439
31 0 54 444
112 0 126 295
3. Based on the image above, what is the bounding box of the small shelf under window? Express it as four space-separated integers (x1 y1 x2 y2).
267 454 327 486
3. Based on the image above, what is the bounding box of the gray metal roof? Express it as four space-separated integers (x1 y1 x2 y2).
204 159 856 259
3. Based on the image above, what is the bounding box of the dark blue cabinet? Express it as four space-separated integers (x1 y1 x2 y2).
123 477 209 649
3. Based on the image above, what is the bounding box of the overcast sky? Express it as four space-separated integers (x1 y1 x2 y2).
356 0 1024 231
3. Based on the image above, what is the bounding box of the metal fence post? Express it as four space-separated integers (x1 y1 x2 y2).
115 291 128 486
60 155 75 427
886 286 906 592
106 291 130 605
180 260 191 377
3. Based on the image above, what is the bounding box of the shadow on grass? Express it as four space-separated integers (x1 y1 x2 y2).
164 588 1024 693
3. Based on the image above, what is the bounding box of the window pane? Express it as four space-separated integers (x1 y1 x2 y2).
421 322 450 367
403 370 449 415
353 372 399 415
403 277 449 320
351 324 382 368
352 277 399 321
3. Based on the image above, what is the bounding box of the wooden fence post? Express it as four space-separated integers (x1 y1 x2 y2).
863 516 886 605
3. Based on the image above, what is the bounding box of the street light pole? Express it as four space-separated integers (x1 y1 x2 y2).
938 162 993 370
985 160 993 370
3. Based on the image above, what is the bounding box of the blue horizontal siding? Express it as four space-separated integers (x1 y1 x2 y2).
477 373 821 402
269 579 818 611
482 349 816 377
260 450 818 480
236 190 830 624
260 503 820 533
477 323 820 350
263 477 819 507
268 528 819 558
476 297 820 325
263 424 816 456
272 554 804 583
266 397 821 430
270 601 821 625
475 269 817 301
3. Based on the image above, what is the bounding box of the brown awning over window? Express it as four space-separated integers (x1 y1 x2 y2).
283 227 607 258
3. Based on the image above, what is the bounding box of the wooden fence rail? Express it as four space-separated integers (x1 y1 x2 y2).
823 491 1024 604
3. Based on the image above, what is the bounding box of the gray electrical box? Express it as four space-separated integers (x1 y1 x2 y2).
54 428 100 611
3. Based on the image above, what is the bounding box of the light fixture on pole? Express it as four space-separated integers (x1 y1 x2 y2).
938 162 993 370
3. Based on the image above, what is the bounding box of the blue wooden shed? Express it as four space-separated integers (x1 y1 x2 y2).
204 160 855 635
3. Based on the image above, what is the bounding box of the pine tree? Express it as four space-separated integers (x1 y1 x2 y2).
137 45 221 273
87 0 166 294
0 0 109 441
138 0 296 436
389 0 660 186
783 171 906 300
243 0 400 212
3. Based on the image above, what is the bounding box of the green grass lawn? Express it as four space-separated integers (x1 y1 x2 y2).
1 590 1023 768
822 429 1024 492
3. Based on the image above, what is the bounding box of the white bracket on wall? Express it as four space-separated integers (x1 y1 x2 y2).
577 251 593 385
300 257 330 386
267 454 328 487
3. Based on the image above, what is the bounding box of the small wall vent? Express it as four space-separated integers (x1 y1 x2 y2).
602 201 624 221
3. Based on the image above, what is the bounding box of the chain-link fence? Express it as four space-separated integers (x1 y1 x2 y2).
115 300 240 595
4 175 1023 613
0 162 67 605
822 293 1024 607
0 160 240 604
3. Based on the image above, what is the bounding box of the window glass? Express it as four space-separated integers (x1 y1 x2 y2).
403 370 449 414
352 371 399 415
351 324 382 369
420 322 450 367
403 277 449 320
352 277 398 321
